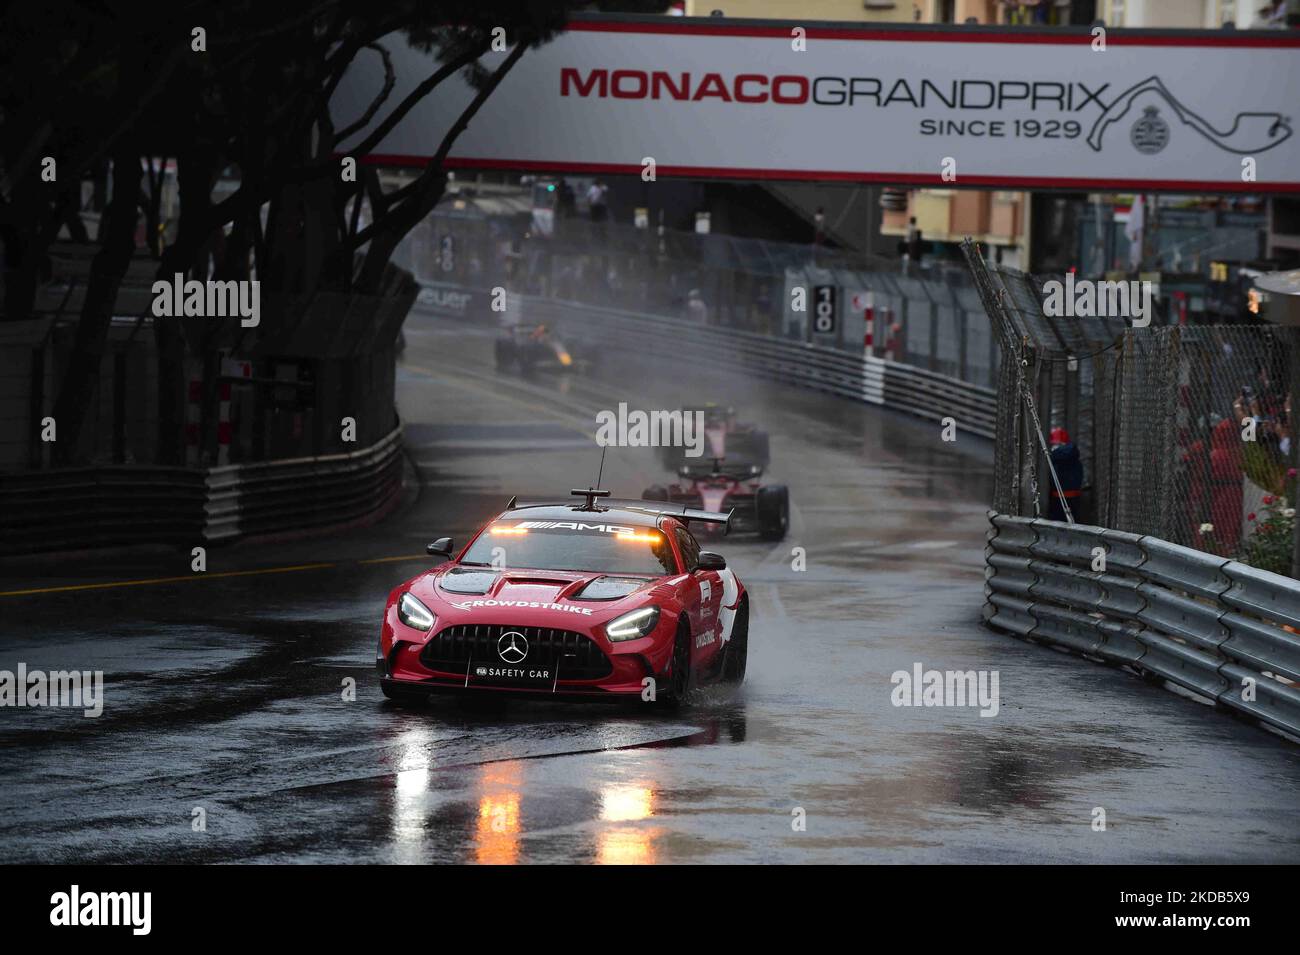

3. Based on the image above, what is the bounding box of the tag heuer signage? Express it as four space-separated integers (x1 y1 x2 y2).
333 17 1300 193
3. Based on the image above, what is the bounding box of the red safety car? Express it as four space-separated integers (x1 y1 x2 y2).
377 489 748 704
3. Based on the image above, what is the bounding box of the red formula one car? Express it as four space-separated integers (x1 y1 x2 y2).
644 459 789 541
377 489 748 704
644 406 789 540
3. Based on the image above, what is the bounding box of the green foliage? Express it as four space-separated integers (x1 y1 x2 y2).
1242 495 1296 577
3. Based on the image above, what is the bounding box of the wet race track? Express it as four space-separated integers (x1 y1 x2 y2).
3 303 1299 864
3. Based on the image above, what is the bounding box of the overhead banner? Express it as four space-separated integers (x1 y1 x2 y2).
332 17 1300 192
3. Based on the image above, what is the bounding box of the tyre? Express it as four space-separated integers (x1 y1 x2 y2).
756 484 789 540
642 485 669 501
381 682 430 707
722 598 748 684
660 620 693 704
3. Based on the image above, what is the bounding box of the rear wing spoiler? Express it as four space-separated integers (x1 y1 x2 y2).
616 500 734 531
508 496 732 532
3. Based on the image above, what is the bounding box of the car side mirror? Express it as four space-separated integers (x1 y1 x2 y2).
427 537 454 558
697 551 726 571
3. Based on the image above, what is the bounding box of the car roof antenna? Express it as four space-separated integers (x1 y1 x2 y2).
571 447 610 511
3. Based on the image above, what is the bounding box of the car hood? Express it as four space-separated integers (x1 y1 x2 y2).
407 565 669 623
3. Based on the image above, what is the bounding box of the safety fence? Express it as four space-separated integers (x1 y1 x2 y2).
985 512 1300 740
963 240 1300 575
0 424 403 558
418 284 997 439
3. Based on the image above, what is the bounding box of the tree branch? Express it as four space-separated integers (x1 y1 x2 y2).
333 38 487 155
332 43 395 143
350 38 529 292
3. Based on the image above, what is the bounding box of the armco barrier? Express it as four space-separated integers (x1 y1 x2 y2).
421 290 996 438
0 425 403 557
203 426 403 541
0 466 208 556
985 512 1300 740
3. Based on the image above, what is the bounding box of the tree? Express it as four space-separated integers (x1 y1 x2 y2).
0 1 664 464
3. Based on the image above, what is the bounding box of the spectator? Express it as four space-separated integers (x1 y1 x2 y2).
685 288 708 324
586 179 609 223
1184 413 1245 555
904 216 923 273
1233 362 1289 470
557 179 576 219
1047 427 1083 522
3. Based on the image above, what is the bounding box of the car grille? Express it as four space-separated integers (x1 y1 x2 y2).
419 624 613 680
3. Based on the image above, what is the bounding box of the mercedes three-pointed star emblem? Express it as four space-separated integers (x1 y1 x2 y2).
497 631 528 664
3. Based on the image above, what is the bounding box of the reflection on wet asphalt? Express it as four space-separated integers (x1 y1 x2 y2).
1 307 1298 863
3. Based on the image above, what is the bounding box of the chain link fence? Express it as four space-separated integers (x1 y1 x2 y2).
964 239 1299 573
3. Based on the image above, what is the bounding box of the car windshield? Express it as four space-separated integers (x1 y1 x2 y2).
459 519 677 576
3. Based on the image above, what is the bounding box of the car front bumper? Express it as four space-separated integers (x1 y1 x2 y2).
378 616 675 698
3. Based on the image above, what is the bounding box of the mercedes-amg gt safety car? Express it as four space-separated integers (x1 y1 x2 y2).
377 489 748 704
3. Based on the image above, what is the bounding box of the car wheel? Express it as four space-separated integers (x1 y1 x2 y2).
662 620 692 704
381 682 430 707
642 485 669 501
756 484 789 540
722 599 748 684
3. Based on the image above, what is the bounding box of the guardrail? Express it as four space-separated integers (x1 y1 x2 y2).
418 286 997 438
984 512 1300 741
0 425 404 558
0 466 208 557
204 425 404 541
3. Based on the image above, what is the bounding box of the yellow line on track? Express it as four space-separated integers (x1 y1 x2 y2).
0 563 337 598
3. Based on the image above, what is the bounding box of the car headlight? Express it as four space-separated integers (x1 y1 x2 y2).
605 606 660 642
397 592 436 632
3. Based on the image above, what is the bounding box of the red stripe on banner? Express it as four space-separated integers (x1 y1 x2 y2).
185 423 199 444
361 154 1300 194
217 422 232 445
564 18 1300 48
219 382 231 401
188 380 202 402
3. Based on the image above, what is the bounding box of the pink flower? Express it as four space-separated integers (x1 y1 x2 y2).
1248 512 1257 522
1264 495 1274 505
1289 468 1297 479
